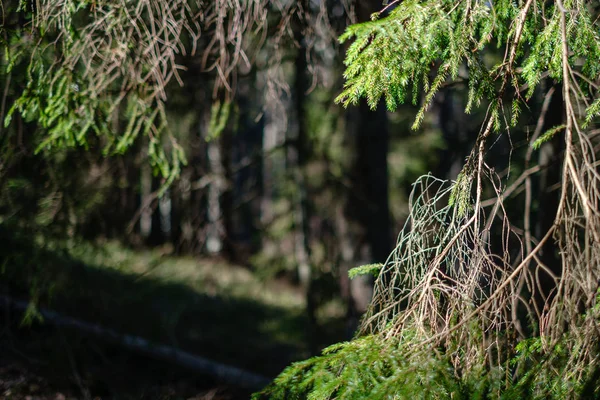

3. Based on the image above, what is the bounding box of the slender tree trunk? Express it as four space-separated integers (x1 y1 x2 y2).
159 189 172 242
259 69 287 267
336 203 361 338
292 1 318 352
357 100 391 263
260 123 278 226
170 183 183 252
335 0 391 335
342 100 390 321
437 89 469 180
232 78 264 261
220 122 235 259
140 156 153 241
293 24 312 291
147 176 165 246
206 137 225 254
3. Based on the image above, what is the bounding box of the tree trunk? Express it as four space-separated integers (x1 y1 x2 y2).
220 121 235 259
206 137 225 255
140 157 153 241
147 176 166 246
335 0 392 335
533 84 564 315
292 0 318 352
437 88 469 180
357 100 391 263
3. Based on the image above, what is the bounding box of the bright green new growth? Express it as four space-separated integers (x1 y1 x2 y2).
258 0 600 398
335 0 600 128
255 324 600 399
206 100 232 142
531 124 566 150
254 334 473 400
336 0 501 129
3 0 191 185
2 0 269 187
348 263 383 279
448 172 472 218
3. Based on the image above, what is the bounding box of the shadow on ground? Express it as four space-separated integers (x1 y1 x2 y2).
0 227 346 398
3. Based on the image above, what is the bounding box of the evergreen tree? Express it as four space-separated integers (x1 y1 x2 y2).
256 0 600 398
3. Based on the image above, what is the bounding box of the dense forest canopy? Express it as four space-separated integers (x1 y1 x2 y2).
1 0 600 398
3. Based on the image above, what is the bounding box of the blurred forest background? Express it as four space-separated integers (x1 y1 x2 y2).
0 0 572 398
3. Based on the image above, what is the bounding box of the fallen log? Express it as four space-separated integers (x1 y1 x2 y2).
0 294 271 391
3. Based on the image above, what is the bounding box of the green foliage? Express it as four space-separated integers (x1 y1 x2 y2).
2 0 189 184
206 100 232 142
263 0 600 398
20 300 43 326
531 125 566 150
254 335 469 400
585 97 600 128
336 0 499 128
336 0 600 132
254 331 600 399
348 263 383 279
448 172 472 218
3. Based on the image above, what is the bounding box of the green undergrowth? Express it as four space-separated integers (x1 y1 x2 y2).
253 332 600 399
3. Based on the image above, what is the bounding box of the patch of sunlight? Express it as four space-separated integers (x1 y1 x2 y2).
316 298 346 321
69 240 305 310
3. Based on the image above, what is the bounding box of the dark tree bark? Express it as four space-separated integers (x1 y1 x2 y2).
147 176 166 246
335 0 392 337
533 84 564 315
356 100 391 263
437 89 470 180
229 77 264 262
220 121 235 260
291 0 318 353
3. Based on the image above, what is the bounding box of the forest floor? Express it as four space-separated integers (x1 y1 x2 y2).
0 237 346 399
